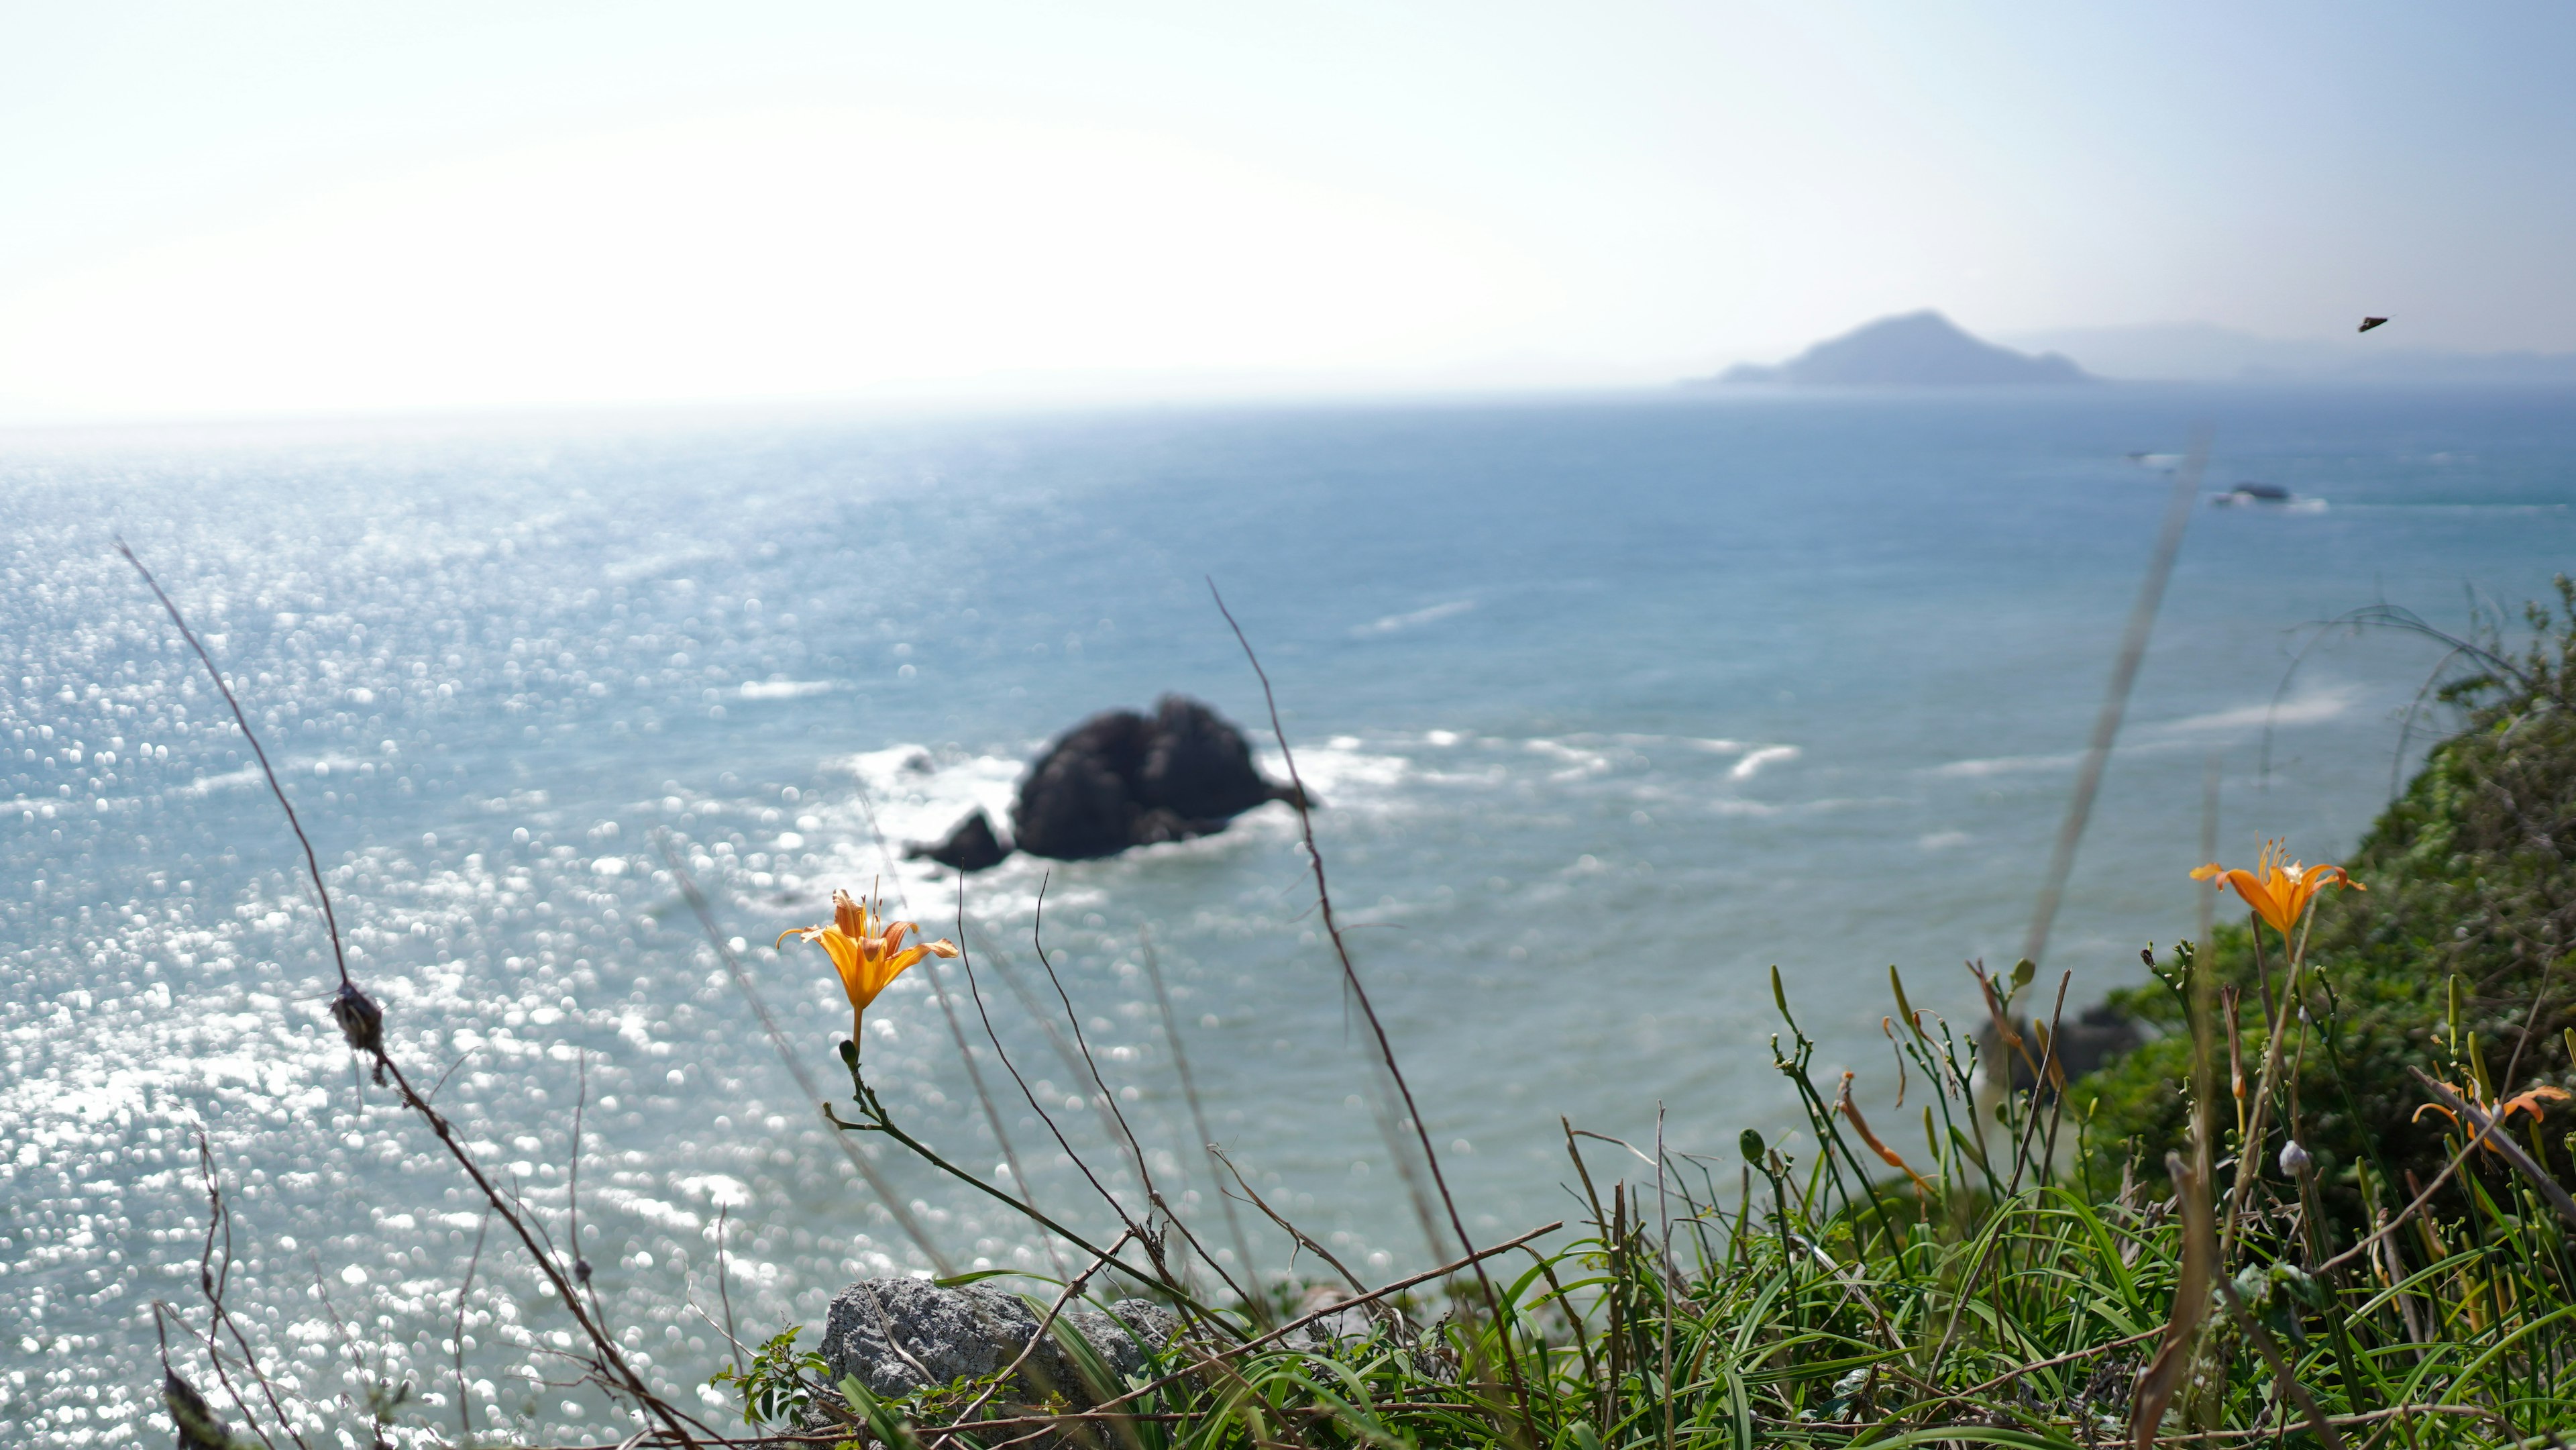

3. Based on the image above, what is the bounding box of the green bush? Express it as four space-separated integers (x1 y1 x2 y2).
2076 578 2576 1221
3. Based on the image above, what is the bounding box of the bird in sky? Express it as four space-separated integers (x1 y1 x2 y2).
2359 317 2389 333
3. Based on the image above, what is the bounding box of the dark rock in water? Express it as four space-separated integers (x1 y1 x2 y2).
902 696 1307 870
1139 696 1279 819
2214 481 2297 507
2052 1003 2145 1078
1014 711 1156 860
908 809 1011 873
1011 694 1305 862
1980 1003 2143 1098
820 1278 1181 1407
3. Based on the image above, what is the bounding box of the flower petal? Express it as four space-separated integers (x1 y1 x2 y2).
2210 867 2291 933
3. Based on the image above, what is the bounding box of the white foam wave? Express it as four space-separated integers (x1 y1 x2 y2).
827 745 1025 876
1354 599 1474 636
179 766 265 795
674 1173 751 1208
2150 685 2358 735
1932 750 2082 779
1931 686 2362 780
738 678 839 701
1729 745 1800 780
1263 743 1409 798
1525 739 1613 778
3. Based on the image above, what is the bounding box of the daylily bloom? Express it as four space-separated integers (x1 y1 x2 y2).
2191 841 2363 937
778 890 959 1045
2414 1082 2571 1157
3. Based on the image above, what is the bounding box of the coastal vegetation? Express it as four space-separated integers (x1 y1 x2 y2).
2076 580 2576 1214
136 560 2576 1449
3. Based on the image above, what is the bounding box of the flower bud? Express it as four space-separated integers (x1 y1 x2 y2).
2278 1139 2313 1178
329 983 386 1084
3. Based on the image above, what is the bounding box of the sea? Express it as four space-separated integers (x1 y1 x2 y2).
5 385 2573 1445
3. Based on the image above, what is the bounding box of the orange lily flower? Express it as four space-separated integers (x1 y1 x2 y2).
2414 1082 2571 1157
778 889 959 1044
2191 841 2363 937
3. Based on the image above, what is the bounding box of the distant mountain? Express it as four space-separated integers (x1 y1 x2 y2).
1705 311 2092 388
1998 321 2576 384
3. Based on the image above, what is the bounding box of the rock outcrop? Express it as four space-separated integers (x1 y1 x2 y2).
820 1278 1181 1407
1978 1003 2142 1098
906 809 1010 872
908 696 1309 872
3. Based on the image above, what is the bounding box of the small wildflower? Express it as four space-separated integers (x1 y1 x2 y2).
2415 1080 2571 1156
2192 841 2363 937
2278 1139 2312 1177
779 890 959 1045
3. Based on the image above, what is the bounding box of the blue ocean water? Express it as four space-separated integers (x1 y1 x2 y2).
4 386 2572 1443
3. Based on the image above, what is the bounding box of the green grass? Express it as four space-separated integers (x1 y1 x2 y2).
720 946 2576 1450
711 585 2576 1449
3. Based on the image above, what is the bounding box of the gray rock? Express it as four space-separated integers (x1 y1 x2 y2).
1285 1306 1381 1352
1979 1003 2143 1098
908 808 1012 873
820 1278 1181 1408
1010 696 1308 862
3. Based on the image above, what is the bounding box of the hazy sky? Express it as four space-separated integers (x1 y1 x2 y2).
4 2 2573 423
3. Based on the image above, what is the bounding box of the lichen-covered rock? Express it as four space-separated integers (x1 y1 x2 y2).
820 1278 1181 1408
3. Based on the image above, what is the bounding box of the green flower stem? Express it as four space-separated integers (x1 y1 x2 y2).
2223 915 2306 1255
829 1049 1236 1332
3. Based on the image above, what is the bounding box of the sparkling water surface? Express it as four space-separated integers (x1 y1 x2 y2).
5 388 2574 1444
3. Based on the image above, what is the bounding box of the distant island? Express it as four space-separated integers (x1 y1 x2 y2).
1702 310 2093 387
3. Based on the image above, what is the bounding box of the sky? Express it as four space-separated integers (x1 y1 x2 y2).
3 1 2574 424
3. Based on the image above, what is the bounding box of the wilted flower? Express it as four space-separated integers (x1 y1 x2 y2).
778 890 959 1045
329 982 387 1084
1836 1071 1933 1196
2192 841 2363 937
